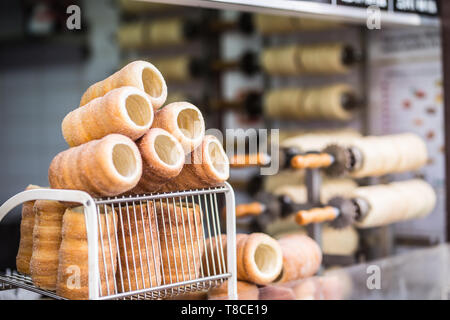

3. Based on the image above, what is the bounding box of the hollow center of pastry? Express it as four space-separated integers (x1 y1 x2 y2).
177 108 202 140
254 244 278 275
208 140 228 175
125 94 152 126
112 144 137 178
142 67 163 98
154 134 183 166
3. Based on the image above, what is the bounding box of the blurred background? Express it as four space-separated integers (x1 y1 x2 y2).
0 0 448 299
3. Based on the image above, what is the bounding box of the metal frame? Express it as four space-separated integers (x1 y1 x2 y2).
139 0 440 27
0 183 238 300
440 0 450 243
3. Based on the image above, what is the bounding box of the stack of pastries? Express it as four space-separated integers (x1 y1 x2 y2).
16 60 230 299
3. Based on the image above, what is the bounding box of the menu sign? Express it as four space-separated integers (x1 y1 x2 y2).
333 0 438 15
336 0 388 10
393 0 438 16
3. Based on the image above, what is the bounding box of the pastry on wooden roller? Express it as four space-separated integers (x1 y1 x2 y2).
155 201 204 285
275 235 322 283
116 203 161 292
49 134 142 197
63 87 154 147
30 200 67 290
208 280 259 300
298 43 352 74
145 18 185 47
131 128 185 194
261 43 354 76
349 133 428 178
253 14 340 34
153 56 193 82
353 179 436 228
152 102 205 154
16 184 42 275
264 84 356 121
163 135 229 191
80 60 167 110
260 45 300 76
56 206 117 299
117 22 145 49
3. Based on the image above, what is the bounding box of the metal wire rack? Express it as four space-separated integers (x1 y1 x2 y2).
0 183 238 300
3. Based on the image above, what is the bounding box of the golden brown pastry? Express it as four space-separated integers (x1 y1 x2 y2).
48 134 142 197
56 206 117 299
63 87 154 147
275 235 322 283
353 179 436 228
80 61 167 110
204 233 283 285
30 200 66 290
145 18 185 47
131 128 185 194
253 14 340 34
349 133 428 178
261 43 352 76
153 56 193 82
16 184 42 275
117 22 145 49
263 84 356 121
116 203 161 293
237 233 283 285
155 201 204 285
152 102 205 154
208 280 259 300
163 135 229 191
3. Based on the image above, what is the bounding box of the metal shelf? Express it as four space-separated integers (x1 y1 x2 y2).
140 0 440 27
0 184 238 300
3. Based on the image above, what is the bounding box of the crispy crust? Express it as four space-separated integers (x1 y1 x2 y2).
63 87 154 147
80 61 167 110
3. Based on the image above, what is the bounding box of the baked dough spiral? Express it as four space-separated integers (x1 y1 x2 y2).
116 204 161 292
63 86 154 147
264 84 356 121
352 179 436 228
349 133 428 178
152 102 205 154
155 201 204 285
30 200 67 290
153 56 192 82
56 206 117 299
162 135 229 191
275 235 322 283
131 128 185 194
261 43 352 76
253 14 340 34
16 184 42 275
204 233 283 285
80 61 167 110
49 134 142 197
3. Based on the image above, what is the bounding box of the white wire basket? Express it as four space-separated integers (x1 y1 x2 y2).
0 183 238 300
